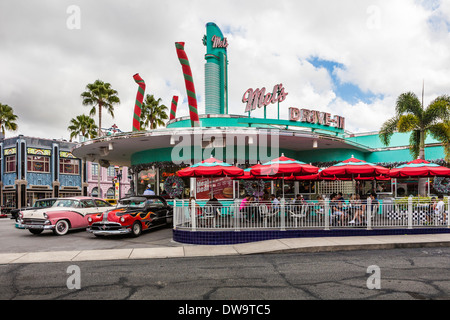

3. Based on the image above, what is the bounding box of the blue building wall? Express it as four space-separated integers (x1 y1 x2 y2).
0 135 84 208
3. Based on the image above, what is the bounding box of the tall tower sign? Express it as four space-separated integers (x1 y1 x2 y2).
203 22 228 115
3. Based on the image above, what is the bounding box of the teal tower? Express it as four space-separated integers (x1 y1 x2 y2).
203 22 228 115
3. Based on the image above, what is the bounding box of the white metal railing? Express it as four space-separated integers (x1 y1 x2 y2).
173 197 450 231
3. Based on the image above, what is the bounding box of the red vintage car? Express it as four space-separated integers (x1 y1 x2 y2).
86 195 173 237
18 197 113 236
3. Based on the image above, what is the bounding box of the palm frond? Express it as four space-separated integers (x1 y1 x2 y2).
422 95 450 126
379 116 399 146
0 103 19 137
395 92 423 117
397 114 419 132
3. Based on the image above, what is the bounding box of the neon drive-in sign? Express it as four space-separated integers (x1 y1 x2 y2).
211 35 228 48
242 84 288 113
289 107 345 130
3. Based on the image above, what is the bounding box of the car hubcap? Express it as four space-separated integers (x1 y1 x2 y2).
57 222 67 233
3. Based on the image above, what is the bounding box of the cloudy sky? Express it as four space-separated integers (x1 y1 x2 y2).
1 0 449 141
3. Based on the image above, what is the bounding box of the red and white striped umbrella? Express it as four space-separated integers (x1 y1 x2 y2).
389 158 450 177
319 156 389 179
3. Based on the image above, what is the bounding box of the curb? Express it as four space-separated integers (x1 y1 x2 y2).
267 240 450 254
1 234 449 264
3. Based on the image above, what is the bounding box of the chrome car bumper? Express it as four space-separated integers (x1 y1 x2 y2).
86 222 131 235
17 219 54 230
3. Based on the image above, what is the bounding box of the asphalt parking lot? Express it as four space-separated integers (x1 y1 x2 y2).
0 218 181 254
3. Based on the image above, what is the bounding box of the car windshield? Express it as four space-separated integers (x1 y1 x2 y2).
53 199 80 208
117 197 147 209
33 199 56 208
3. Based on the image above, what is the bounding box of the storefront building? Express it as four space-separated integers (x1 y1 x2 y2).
71 22 450 243
0 135 85 209
72 22 450 199
86 161 131 199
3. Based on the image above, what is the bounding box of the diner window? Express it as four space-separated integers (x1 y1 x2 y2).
298 181 315 194
27 155 50 173
5 155 16 173
375 180 392 193
137 168 157 195
60 158 80 175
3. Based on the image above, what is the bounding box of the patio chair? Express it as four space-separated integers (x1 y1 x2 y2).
198 205 216 228
259 204 278 228
289 204 307 227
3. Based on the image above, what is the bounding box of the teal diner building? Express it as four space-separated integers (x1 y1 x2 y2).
72 23 450 244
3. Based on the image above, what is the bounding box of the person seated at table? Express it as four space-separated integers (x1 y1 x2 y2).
349 194 364 225
431 196 446 224
206 195 222 216
240 195 251 211
293 194 305 214
206 195 222 208
188 196 202 216
316 195 324 204
270 194 280 211
247 196 259 219
369 192 379 212
330 193 346 225
294 194 304 204
314 195 324 215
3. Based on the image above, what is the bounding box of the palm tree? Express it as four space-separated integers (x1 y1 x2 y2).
140 94 169 130
379 92 450 161
68 114 98 142
81 80 120 136
0 103 18 137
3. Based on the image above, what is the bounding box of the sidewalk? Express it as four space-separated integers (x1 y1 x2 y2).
1 233 449 264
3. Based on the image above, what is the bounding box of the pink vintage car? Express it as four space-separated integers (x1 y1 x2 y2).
18 196 113 236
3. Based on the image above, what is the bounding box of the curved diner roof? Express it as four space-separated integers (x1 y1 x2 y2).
71 114 373 167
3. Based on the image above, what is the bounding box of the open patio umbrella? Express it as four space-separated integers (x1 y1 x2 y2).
177 156 243 177
250 154 319 198
319 156 390 179
232 168 279 180
318 156 390 195
232 168 256 180
389 158 450 177
389 159 450 196
177 156 244 197
287 173 390 181
250 154 319 177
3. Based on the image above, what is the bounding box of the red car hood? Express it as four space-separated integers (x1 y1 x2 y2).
103 208 128 222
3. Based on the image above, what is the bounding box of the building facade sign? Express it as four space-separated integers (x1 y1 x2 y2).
211 35 228 48
242 83 288 113
203 22 229 115
289 107 345 130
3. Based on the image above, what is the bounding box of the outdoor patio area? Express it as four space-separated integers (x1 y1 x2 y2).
173 197 450 231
